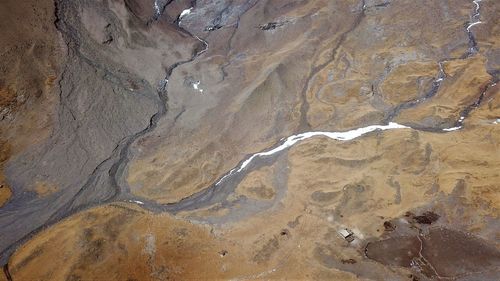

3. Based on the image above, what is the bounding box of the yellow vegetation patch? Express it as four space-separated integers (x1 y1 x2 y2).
0 86 16 108
7 204 263 281
44 75 57 87
0 185 12 207
234 167 276 200
33 181 58 197
0 138 12 207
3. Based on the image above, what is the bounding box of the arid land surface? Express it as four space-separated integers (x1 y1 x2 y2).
0 0 499 280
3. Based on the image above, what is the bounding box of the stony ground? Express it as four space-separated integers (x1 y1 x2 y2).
0 0 499 280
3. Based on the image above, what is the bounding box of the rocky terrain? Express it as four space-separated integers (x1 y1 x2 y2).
0 0 499 280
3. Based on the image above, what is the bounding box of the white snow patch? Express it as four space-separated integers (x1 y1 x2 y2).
215 122 409 185
473 0 482 12
467 21 483 31
180 7 192 17
443 126 462 132
180 7 193 20
192 81 204 93
154 0 161 17
468 0 484 31
128 200 144 205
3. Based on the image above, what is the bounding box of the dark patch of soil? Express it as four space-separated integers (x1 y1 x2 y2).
413 211 439 224
366 228 500 279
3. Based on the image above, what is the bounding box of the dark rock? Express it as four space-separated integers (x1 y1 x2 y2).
259 21 287 31
383 221 396 231
366 228 500 279
413 211 439 224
